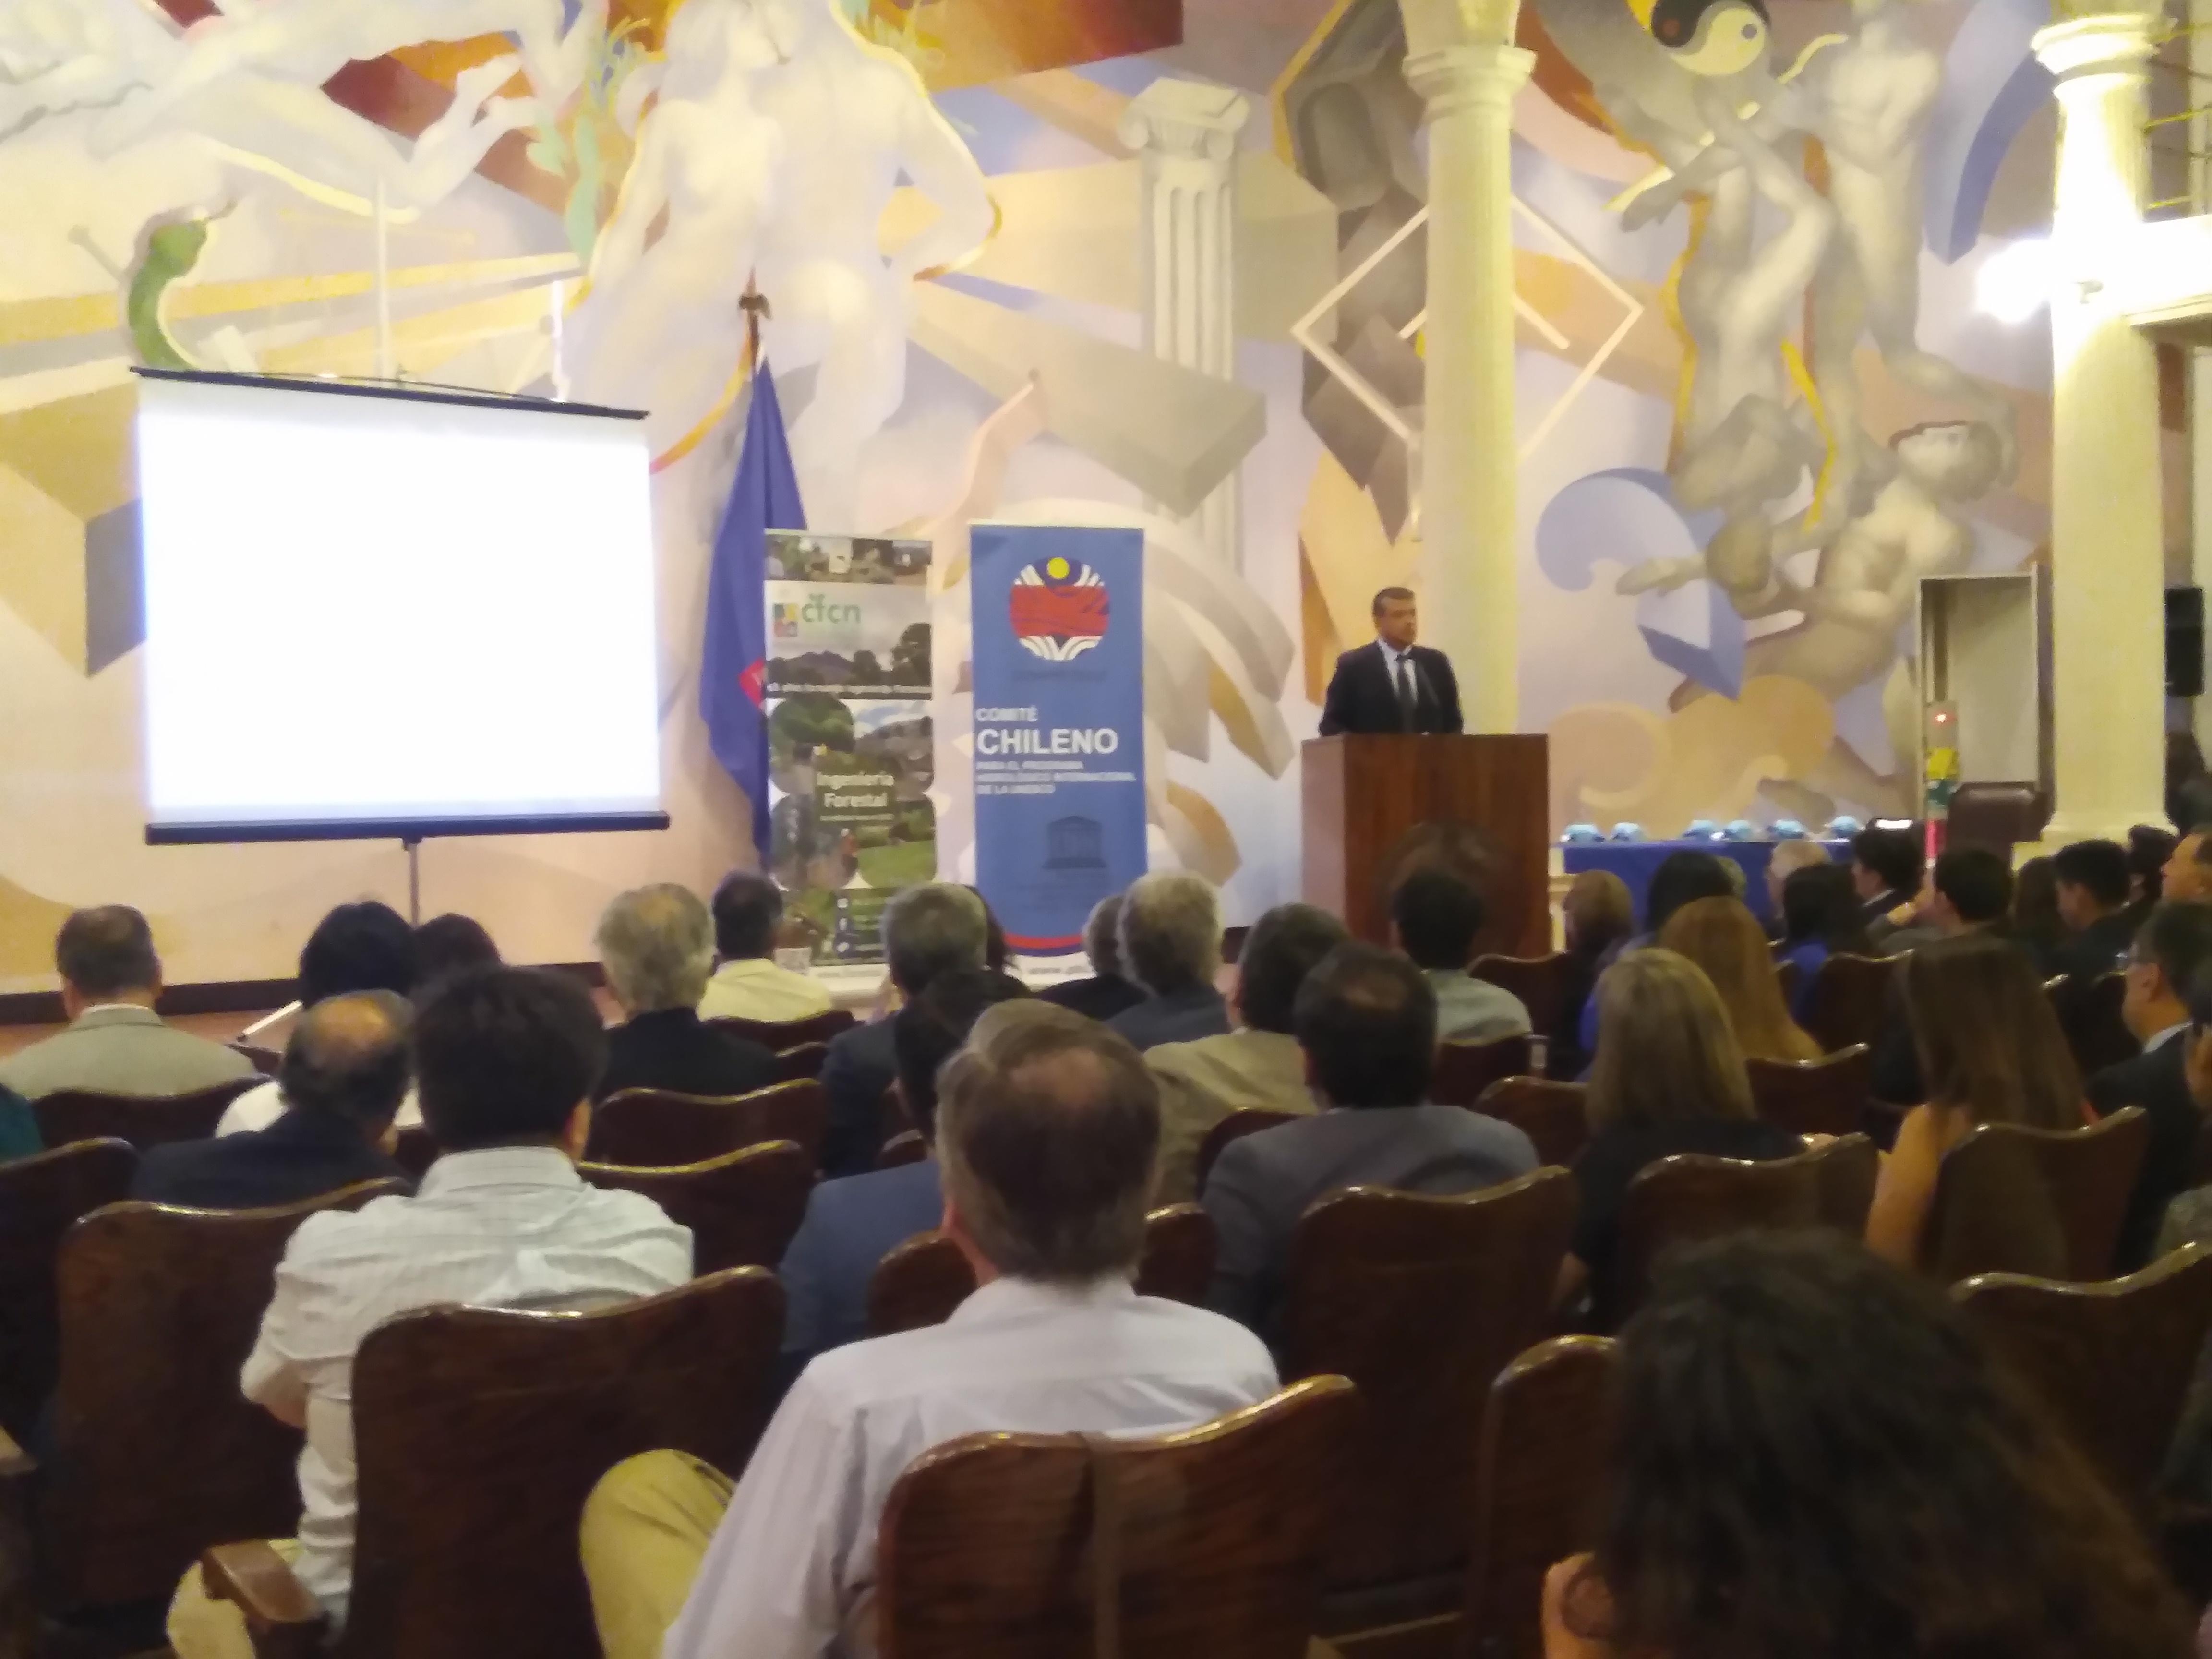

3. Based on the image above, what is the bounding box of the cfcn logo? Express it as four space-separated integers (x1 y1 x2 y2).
1009 556 1108 661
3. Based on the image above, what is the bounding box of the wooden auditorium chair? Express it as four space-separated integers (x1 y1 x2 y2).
1801 954 1899 1055
874 1377 1358 1659
1469 953 1572 1047
1746 1044 1873 1139
201 1269 786 1659
579 1141 812 1274
0 1138 136 1443
1280 1171 1578 1637
32 1076 261 1152
1924 1107 2151 1283
587 1079 827 1168
1430 1036 1534 1109
875 1128 928 1169
1471 1079 1590 1170
1195 1108 1300 1194
2046 972 2139 1079
703 1009 857 1051
769 1040 830 1084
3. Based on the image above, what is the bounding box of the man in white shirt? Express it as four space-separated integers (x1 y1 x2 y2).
168 966 693 1659
579 1001 1277 1659
0 906 256 1100
1389 867 1532 1046
697 871 833 1024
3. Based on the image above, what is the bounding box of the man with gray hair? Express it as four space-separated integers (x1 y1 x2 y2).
596 885 776 1102
133 993 414 1208
819 882 990 1177
1038 894 1146 1024
1108 871 1231 1052
579 1002 1276 1659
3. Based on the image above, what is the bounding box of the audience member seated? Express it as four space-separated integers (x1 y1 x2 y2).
596 885 777 1104
1555 950 1802 1329
1763 838 1833 930
1851 824 1926 946
1864 932 2084 1271
1573 852 1737 1060
1108 871 1233 1053
2128 824 2178 914
411 912 501 989
1390 867 1532 1044
219 902 420 1136
578 1001 1275 1659
132 993 414 1209
1870 848 2015 1106
2164 825 2212 904
1540 1232 2194 1659
1202 943 1538 1336
1776 864 1868 1019
2153 959 2212 1261
820 884 989 1177
697 872 831 1024
1037 895 1147 1024
2088 902 2212 1273
0 905 256 1101
1147 903 1346 1204
1555 870 1633 1078
0 1083 36 1162
962 886 1012 973
2012 854 2067 960
166 967 692 1659
776 968 1029 1369
1658 897 1819 1063
2046 838 2138 982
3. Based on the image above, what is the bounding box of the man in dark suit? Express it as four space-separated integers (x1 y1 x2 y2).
2089 901 2212 1271
1317 586 1463 736
595 885 777 1103
1850 825 1926 944
2049 839 2139 982
1201 942 1537 1339
133 992 412 1208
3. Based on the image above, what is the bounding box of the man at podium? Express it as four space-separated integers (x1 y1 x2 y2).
1318 587 1464 736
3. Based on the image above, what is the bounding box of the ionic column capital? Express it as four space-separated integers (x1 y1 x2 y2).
1404 43 1535 121
2032 5 2163 83
1116 78 1251 163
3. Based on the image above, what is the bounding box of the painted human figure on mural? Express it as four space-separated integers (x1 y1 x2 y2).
563 0 783 451
0 0 176 140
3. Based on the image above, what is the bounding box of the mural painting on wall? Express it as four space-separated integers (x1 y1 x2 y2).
0 0 2057 986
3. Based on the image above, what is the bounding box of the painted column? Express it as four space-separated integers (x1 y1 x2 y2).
1118 78 1251 568
2036 4 2169 843
1401 27 1533 733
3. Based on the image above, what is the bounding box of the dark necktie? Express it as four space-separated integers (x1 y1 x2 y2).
1394 652 1417 731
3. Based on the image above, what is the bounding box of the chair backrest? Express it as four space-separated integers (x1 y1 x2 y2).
579 1141 812 1274
772 1041 830 1083
1469 954 1570 1040
876 1376 1359 1659
0 1139 137 1442
1195 1108 1299 1194
1802 953 1898 1055
869 1232 974 1336
877 1129 928 1170
1746 1043 1872 1139
1612 1135 1877 1326
339 1269 785 1659
1463 1337 1619 1659
1954 1244 2212 1509
43 1180 405 1611
1132 1205 1215 1305
228 1043 283 1078
1471 1078 1590 1169
1926 1107 2152 1283
391 1126 438 1180
587 1080 827 1168
1774 958 1802 1007
868 1209 1225 1338
704 1008 857 1051
1431 1035 1535 1108
2047 973 2138 1078
33 1076 261 1152
1281 1170 1579 1593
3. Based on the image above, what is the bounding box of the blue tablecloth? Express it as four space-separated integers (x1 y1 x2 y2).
1563 840 1851 926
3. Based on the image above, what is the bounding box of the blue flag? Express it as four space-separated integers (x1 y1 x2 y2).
701 362 805 859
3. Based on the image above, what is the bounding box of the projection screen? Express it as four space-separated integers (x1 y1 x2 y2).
135 371 666 843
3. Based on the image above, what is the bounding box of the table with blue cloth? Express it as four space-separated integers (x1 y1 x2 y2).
1563 840 1851 927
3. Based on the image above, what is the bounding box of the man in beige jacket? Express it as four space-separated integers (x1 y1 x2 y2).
1146 902 1346 1204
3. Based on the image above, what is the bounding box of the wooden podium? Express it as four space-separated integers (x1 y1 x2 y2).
1301 734 1551 956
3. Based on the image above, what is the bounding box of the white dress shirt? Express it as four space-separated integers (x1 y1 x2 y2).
697 957 834 1024
663 1275 1278 1659
218 1078 423 1137
242 1147 692 1616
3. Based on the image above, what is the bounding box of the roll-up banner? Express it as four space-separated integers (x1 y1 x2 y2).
969 524 1147 955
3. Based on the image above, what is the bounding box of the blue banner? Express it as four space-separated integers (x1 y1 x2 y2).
970 525 1146 955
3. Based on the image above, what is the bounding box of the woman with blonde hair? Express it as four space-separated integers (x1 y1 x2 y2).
1659 896 1821 1063
1559 948 1802 1326
1864 930 2086 1271
1555 869 1635 1077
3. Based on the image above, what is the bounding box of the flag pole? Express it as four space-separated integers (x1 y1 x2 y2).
740 275 769 377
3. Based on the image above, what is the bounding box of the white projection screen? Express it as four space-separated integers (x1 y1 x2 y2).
135 371 666 842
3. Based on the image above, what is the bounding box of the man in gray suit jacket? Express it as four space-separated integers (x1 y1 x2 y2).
0 907 255 1100
1201 942 1537 1336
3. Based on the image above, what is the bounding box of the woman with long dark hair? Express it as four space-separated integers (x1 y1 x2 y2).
1545 1232 2195 1659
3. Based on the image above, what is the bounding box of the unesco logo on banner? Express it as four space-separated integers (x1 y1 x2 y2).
1009 557 1108 661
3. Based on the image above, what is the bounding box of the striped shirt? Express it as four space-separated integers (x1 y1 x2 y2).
241 1146 692 1615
